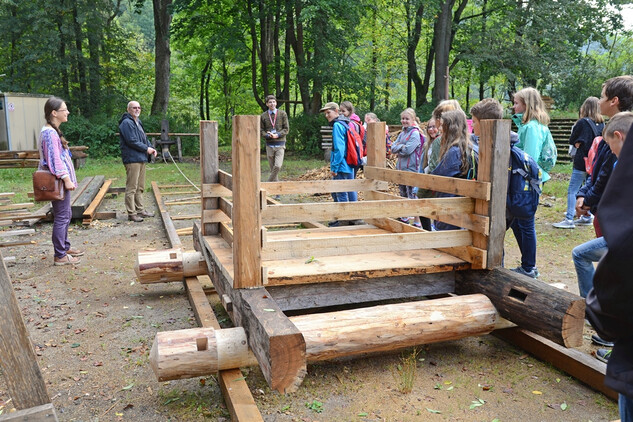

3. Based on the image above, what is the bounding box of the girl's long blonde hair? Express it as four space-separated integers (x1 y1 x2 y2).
579 96 604 123
439 110 471 176
514 87 550 125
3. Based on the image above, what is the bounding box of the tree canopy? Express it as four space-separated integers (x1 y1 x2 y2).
1 0 632 149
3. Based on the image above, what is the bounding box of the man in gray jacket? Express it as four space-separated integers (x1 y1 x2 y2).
119 101 157 222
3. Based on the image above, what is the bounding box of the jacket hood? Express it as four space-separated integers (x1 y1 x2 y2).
119 112 135 125
330 115 350 127
510 131 519 146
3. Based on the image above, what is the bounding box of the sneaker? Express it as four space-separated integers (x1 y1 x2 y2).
591 334 614 347
552 219 575 229
596 348 611 363
66 248 84 257
398 217 411 223
574 215 594 226
511 266 539 278
54 254 81 266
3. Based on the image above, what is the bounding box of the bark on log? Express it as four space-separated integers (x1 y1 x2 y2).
455 268 584 348
135 249 207 283
150 294 498 381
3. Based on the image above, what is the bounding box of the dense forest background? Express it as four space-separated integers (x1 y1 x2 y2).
2 0 633 156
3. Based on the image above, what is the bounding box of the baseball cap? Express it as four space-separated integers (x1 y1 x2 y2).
319 102 339 112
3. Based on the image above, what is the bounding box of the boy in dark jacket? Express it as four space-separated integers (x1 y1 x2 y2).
119 101 157 222
585 118 633 422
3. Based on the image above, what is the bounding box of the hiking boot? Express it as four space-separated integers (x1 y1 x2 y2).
139 210 155 218
591 334 614 347
511 266 539 278
128 214 144 222
574 215 594 226
596 348 611 363
552 219 575 229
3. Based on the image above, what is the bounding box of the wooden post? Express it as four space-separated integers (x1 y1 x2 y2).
475 119 510 268
135 249 207 283
0 252 52 410
232 115 262 288
200 121 219 235
366 121 386 168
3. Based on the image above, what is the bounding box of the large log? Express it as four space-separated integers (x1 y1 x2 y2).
149 294 498 381
134 249 207 283
454 267 584 347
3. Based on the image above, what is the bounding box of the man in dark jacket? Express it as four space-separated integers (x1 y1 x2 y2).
119 101 157 222
586 121 633 422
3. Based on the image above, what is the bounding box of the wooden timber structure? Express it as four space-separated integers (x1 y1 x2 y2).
137 117 617 420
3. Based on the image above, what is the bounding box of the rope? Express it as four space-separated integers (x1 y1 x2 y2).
160 151 201 192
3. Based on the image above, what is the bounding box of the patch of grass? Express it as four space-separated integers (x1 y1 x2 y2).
391 348 419 394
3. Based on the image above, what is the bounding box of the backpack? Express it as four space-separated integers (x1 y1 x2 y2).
584 136 602 176
538 130 557 172
507 145 542 220
345 121 363 167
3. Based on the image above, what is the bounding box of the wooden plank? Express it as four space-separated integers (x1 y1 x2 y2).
260 179 389 195
364 166 491 201
81 179 113 223
455 268 585 348
366 190 489 234
262 230 472 260
234 288 306 393
475 120 511 269
0 240 36 247
0 402 58 421
201 183 233 198
171 214 200 220
152 181 181 249
218 170 233 191
267 272 455 312
231 115 262 288
0 250 51 409
93 211 117 220
0 203 34 211
200 121 220 235
495 328 617 401
261 197 475 225
0 229 35 237
202 209 231 224
71 175 105 219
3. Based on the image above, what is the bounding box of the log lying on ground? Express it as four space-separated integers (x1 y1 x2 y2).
150 294 498 381
455 267 585 348
135 249 207 283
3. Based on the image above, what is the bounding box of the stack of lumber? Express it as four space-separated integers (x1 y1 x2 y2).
0 146 89 169
0 193 35 226
0 228 36 248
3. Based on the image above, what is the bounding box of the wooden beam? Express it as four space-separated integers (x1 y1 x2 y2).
231 115 262 288
495 328 617 401
201 183 233 199
0 403 58 421
455 267 584 348
475 120 511 268
260 179 388 195
366 121 387 168
267 272 455 312
82 179 113 224
200 121 219 235
261 197 475 225
152 181 181 248
0 251 51 410
135 249 207 283
218 170 233 191
71 175 105 219
262 230 472 259
364 166 491 201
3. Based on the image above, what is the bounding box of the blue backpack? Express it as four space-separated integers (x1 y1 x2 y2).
507 146 542 219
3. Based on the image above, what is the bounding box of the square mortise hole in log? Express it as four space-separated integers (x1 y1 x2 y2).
508 287 528 302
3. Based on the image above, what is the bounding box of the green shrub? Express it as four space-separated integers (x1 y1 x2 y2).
288 113 324 155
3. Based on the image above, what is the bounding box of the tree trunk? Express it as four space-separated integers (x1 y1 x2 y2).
71 1 88 111
151 0 172 116
200 59 211 120
86 13 102 117
432 0 454 103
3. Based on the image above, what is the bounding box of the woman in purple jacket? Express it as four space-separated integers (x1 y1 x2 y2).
38 97 82 266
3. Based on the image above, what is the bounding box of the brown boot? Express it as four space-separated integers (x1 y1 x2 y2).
128 214 144 222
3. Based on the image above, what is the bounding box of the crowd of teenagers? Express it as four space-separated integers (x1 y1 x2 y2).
315 76 633 420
